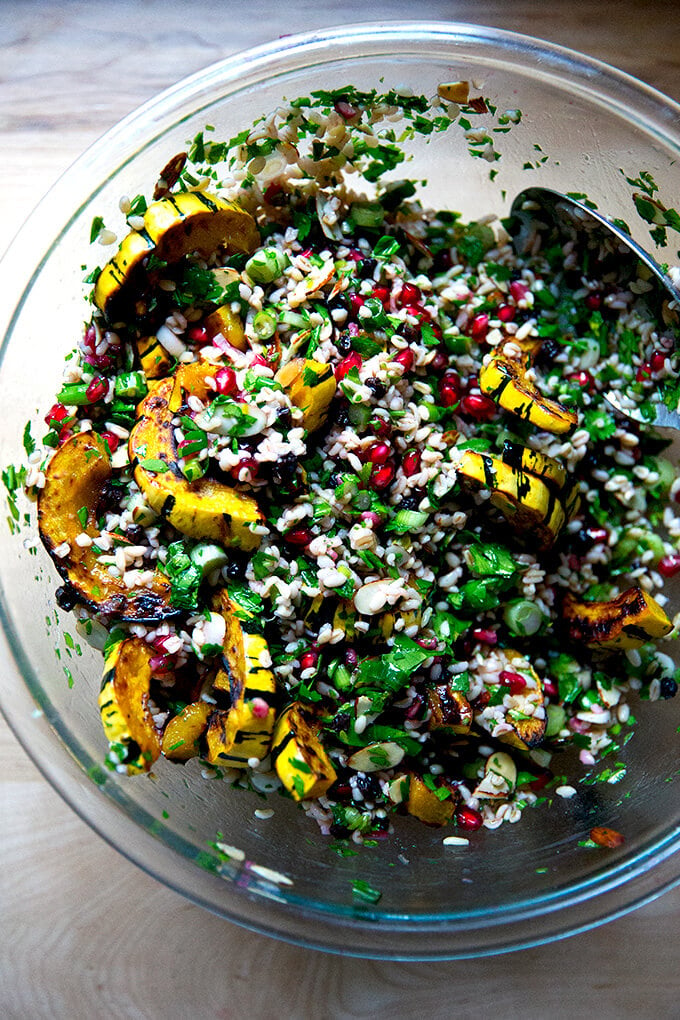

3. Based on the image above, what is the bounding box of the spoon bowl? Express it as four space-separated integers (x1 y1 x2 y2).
508 187 680 430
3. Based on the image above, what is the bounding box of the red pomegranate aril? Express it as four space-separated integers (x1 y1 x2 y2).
346 248 363 262
149 654 172 674
215 366 238 396
472 628 497 646
497 304 516 323
393 348 414 372
344 647 358 668
85 377 107 402
335 351 362 380
360 510 382 527
568 370 594 390
658 553 680 578
232 456 259 482
438 373 461 407
285 526 313 547
334 99 358 120
188 325 209 344
588 526 609 544
263 181 283 204
543 678 559 699
300 651 318 671
399 282 422 306
101 431 120 454
529 772 552 792
403 448 422 477
44 403 71 429
372 284 391 305
499 670 527 696
460 393 496 421
456 806 483 831
636 363 652 382
585 292 602 310
651 351 667 373
365 442 391 466
370 415 391 437
403 303 427 321
470 313 489 339
509 280 529 303
250 354 270 368
349 293 365 315
430 350 448 372
370 462 396 491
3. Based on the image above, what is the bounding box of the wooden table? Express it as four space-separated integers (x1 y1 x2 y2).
2 2 679 1015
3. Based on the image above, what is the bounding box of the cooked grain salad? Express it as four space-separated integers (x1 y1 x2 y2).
25 84 680 844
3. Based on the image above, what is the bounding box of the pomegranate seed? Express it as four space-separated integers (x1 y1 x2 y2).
650 351 667 373
402 303 427 321
342 650 358 673
365 441 391 466
470 313 489 340
456 806 483 831
543 678 559 699
568 370 594 390
334 99 358 119
402 449 422 477
369 415 391 437
372 284 391 305
149 654 172 673
370 462 395 491
499 670 527 696
588 527 609 544
251 697 270 719
215 367 238 396
250 354 270 368
44 403 71 429
405 695 424 720
300 651 318 670
430 350 448 372
285 526 313 547
360 511 382 527
636 363 652 382
590 826 625 849
100 431 120 454
335 351 362 380
509 280 529 303
85 377 107 402
349 293 365 315
472 628 497 646
188 325 209 344
415 638 438 649
497 304 516 323
658 554 680 578
346 249 363 262
438 373 461 407
232 456 259 481
399 282 422 306
263 182 283 204
585 292 602 310
299 248 313 258
529 771 552 792
460 393 496 421
393 348 414 372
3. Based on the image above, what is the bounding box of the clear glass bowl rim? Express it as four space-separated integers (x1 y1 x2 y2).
1 20 680 960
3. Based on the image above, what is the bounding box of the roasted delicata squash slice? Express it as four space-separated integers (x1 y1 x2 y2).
129 378 264 550
501 440 567 492
500 651 547 750
94 191 260 319
480 354 578 435
458 449 566 549
38 431 176 621
563 586 672 650
203 304 248 352
136 334 175 380
161 701 212 762
274 358 336 432
204 588 277 768
271 702 337 800
98 637 161 773
427 684 473 735
406 773 457 826
168 360 221 413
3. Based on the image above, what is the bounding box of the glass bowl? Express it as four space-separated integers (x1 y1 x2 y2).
1 22 680 960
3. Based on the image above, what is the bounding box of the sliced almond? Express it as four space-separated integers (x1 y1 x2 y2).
348 741 405 773
473 751 517 799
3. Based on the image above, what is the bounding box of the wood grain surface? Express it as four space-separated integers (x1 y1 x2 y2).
2 2 680 1017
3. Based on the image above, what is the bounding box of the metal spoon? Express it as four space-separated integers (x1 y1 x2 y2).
507 186 680 430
